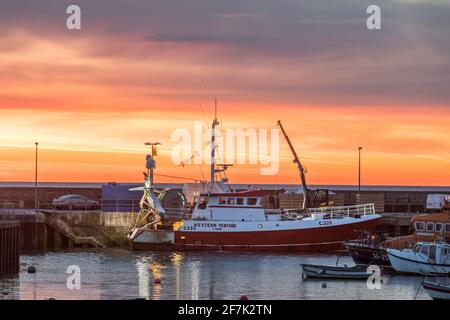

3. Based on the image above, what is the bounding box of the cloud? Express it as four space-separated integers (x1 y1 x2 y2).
144 33 269 46
0 1 449 161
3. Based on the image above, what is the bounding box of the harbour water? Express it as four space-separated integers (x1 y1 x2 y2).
0 249 430 300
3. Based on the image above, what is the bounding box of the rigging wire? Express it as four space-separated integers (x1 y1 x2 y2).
154 173 200 182
199 100 230 189
200 103 210 130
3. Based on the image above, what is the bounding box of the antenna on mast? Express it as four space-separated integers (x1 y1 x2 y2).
210 98 220 191
144 142 161 187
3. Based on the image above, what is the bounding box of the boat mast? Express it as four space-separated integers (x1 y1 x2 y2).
144 142 160 187
210 98 219 190
277 120 310 209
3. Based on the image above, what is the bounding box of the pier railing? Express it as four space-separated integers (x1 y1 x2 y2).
306 203 376 218
100 199 141 213
0 201 15 215
424 274 450 287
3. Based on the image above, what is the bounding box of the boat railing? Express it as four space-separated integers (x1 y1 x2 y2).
306 203 376 218
165 203 376 221
164 207 190 220
424 273 450 287
0 201 15 215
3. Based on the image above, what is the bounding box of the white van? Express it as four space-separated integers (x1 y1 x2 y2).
426 194 450 212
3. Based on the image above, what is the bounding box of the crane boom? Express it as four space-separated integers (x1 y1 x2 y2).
277 120 310 209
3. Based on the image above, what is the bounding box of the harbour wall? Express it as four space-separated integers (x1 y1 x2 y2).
0 183 101 210
0 213 46 252
0 211 137 252
0 221 20 276
0 208 415 253
1 182 448 251
49 211 137 230
1 182 449 213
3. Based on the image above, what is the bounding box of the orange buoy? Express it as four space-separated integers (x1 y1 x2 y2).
239 295 248 300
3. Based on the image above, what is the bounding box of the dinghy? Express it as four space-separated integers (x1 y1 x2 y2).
300 263 374 280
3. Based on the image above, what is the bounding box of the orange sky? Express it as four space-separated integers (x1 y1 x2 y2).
0 2 449 186
1 105 449 185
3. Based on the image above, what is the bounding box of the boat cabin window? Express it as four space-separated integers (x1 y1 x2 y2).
247 198 258 206
218 197 226 205
443 248 449 258
426 222 434 232
435 223 443 232
414 244 423 253
415 222 425 231
420 245 430 256
227 198 235 205
429 245 436 261
198 196 208 209
236 198 244 205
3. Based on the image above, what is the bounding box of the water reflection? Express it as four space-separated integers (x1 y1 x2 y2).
190 260 200 300
0 249 432 300
136 259 150 299
171 253 183 300
0 276 20 300
136 252 185 300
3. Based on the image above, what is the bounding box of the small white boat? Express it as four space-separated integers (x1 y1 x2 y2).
300 263 373 279
422 274 450 300
387 242 450 275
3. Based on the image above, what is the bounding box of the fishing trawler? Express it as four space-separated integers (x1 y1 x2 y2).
129 109 381 252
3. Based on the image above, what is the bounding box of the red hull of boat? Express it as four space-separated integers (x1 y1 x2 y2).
131 216 381 252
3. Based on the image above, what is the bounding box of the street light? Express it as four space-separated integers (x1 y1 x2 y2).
358 147 363 193
34 142 38 213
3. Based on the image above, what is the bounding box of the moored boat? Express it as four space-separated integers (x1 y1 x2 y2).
385 202 450 249
300 263 373 279
422 274 450 300
387 242 450 275
345 232 391 267
345 203 450 267
131 192 381 252
129 114 381 252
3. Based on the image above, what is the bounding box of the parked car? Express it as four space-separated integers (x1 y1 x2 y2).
52 195 100 210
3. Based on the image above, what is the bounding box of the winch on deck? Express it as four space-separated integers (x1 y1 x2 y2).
129 142 185 245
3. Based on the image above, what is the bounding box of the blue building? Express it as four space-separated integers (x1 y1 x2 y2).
101 183 142 213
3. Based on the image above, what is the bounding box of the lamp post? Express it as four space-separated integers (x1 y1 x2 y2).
358 147 363 193
34 142 38 213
